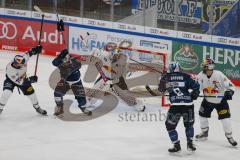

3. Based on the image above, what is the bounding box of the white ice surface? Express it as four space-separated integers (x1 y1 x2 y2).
0 50 239 160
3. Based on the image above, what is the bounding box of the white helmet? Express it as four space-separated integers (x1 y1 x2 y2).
168 61 180 73
202 58 215 70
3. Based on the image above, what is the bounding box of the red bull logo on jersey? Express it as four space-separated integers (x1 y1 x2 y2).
203 86 220 96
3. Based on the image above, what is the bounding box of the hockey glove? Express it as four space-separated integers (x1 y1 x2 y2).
59 49 69 59
31 45 42 56
57 19 65 32
222 89 234 101
28 76 38 83
191 90 200 100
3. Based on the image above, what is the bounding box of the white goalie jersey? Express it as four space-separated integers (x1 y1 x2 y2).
91 48 128 82
196 70 235 104
6 53 30 85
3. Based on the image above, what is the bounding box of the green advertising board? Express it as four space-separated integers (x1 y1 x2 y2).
172 42 240 81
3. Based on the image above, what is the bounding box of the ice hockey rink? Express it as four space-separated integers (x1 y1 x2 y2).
0 50 239 160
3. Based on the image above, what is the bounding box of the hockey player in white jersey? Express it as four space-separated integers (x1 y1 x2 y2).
195 58 237 146
0 45 47 115
87 45 145 112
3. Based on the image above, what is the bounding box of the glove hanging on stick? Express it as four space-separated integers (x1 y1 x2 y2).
57 19 65 32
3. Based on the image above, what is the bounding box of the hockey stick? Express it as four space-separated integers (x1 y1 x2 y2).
33 5 44 76
145 85 158 96
129 56 167 96
129 57 164 74
80 32 90 48
164 94 224 98
199 95 224 98
146 86 224 98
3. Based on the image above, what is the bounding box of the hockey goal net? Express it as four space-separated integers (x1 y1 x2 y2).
118 46 170 107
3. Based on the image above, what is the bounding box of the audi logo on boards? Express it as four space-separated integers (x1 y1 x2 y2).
182 33 192 39
0 21 17 39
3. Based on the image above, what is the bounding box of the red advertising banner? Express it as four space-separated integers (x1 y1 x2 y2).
0 17 68 56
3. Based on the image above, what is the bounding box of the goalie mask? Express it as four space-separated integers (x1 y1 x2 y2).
168 62 180 73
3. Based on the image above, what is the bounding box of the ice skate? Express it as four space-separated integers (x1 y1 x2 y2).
34 104 47 115
0 103 5 114
136 105 146 112
195 128 209 141
187 140 196 152
79 105 92 116
54 106 64 116
168 141 181 153
227 137 238 147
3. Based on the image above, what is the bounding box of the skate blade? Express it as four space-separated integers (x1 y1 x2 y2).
169 150 182 156
83 111 92 116
53 113 64 119
195 137 207 141
187 149 196 154
228 143 238 148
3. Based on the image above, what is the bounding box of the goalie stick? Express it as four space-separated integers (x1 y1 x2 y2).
128 57 168 98
33 5 44 76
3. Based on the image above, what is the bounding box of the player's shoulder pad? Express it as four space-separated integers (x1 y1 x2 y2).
213 70 224 75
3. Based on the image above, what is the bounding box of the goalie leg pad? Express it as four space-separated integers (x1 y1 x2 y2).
111 85 137 106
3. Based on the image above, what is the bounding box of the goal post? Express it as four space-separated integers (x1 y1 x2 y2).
118 46 170 107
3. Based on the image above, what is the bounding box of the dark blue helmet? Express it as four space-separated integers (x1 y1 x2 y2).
13 55 26 66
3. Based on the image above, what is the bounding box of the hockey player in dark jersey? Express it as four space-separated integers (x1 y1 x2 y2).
158 62 200 153
52 49 91 116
